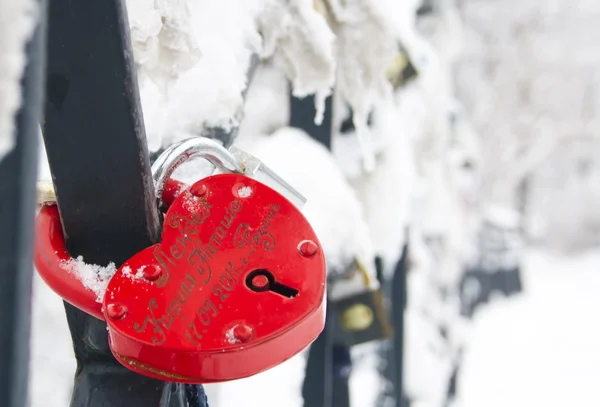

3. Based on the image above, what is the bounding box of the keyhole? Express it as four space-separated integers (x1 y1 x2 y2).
246 269 299 299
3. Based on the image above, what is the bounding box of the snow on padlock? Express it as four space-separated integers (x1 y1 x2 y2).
34 138 326 383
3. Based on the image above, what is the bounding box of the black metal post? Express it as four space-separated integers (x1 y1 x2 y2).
293 91 410 407
289 93 333 149
291 92 350 407
302 307 334 407
0 1 47 406
391 244 409 407
375 244 410 407
41 0 196 406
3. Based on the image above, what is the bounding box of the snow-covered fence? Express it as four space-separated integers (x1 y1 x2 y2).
29 1 489 406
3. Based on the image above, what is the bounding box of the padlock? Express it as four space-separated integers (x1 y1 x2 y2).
34 137 327 383
34 139 254 321
330 259 392 347
386 49 418 90
34 139 312 320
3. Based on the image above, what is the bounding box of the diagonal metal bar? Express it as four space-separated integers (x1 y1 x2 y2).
43 0 161 261
41 0 194 406
0 1 47 406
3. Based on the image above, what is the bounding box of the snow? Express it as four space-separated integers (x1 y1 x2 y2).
30 275 76 407
130 0 337 152
452 249 600 407
131 0 263 151
224 327 241 345
0 0 37 160
404 308 455 406
126 0 202 92
260 0 335 105
236 185 253 198
121 264 146 280
61 256 117 303
334 84 422 277
204 352 307 406
325 0 401 171
348 342 387 407
237 61 290 138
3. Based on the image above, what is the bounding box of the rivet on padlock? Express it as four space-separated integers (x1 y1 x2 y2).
101 138 326 383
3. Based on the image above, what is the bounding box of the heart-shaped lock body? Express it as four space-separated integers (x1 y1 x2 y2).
103 173 326 383
33 178 204 322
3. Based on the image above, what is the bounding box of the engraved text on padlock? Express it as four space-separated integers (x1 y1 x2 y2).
103 173 326 383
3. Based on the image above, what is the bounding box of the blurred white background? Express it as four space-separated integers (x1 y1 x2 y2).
26 0 600 406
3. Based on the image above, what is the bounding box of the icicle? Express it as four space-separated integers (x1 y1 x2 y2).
313 88 330 126
343 87 424 276
352 110 376 172
325 0 399 173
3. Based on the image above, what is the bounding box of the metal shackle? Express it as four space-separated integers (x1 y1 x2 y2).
151 138 244 207
152 137 307 210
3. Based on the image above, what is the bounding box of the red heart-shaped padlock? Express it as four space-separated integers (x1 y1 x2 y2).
103 173 326 383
